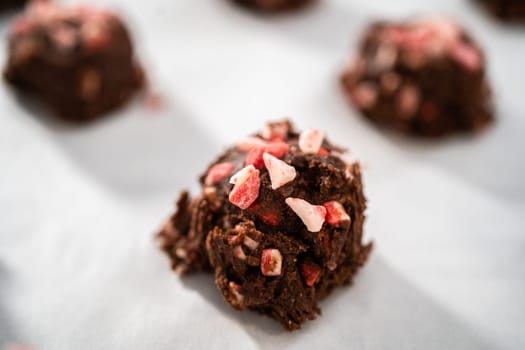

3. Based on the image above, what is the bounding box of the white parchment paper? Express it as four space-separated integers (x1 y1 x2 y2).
1 0 524 349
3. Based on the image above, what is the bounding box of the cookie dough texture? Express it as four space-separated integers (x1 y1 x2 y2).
159 121 371 330
341 18 493 137
475 0 525 21
4 1 144 122
231 0 313 12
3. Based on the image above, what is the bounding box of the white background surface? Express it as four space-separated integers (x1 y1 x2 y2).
1 0 525 349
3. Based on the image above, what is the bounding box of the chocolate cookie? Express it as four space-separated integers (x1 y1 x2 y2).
231 0 314 12
3 1 144 122
341 18 493 137
0 0 26 11
475 0 525 21
158 121 371 330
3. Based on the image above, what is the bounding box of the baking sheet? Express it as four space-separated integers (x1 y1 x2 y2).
1 0 524 349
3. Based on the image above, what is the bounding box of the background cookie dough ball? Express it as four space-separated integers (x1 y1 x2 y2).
0 0 26 12
159 121 371 330
341 18 493 137
4 1 144 122
475 0 525 22
231 0 314 12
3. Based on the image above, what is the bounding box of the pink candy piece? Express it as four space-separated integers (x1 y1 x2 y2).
245 141 290 169
229 165 261 210
50 25 77 50
323 201 351 226
350 83 378 110
449 42 481 72
298 129 324 154
397 85 420 119
81 22 110 52
9 16 32 37
384 18 462 56
243 236 259 250
236 136 267 152
263 153 296 190
261 249 282 276
205 162 234 185
300 262 321 287
285 197 326 232
233 245 246 260
228 281 244 304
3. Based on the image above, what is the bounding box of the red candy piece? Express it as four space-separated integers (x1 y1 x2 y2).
300 262 321 287
324 201 351 226
260 211 279 226
245 141 290 169
265 141 290 159
245 146 266 169
247 203 280 226
205 162 234 185
317 147 329 156
229 166 261 210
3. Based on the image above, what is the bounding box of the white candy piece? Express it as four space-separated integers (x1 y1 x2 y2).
229 281 244 304
229 165 256 185
243 236 259 250
298 129 324 154
263 153 296 190
261 249 283 276
285 197 327 232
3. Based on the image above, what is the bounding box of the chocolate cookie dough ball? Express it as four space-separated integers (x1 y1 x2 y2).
0 0 26 12
341 18 493 137
158 121 371 330
231 0 313 12
4 1 144 122
475 0 525 21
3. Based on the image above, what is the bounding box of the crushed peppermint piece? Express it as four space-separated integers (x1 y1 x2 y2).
285 197 326 232
300 262 321 286
372 44 397 72
245 141 290 169
243 236 259 250
81 22 109 52
229 165 260 209
263 153 296 190
397 84 420 119
350 82 378 110
298 129 324 154
175 248 187 259
236 136 267 152
205 162 234 185
323 201 351 226
233 245 246 260
317 147 329 156
261 249 282 276
229 281 244 304
449 42 481 72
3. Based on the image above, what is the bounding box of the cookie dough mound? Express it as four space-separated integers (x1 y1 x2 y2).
341 18 493 137
159 121 371 330
475 0 525 21
4 1 144 122
231 0 313 12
